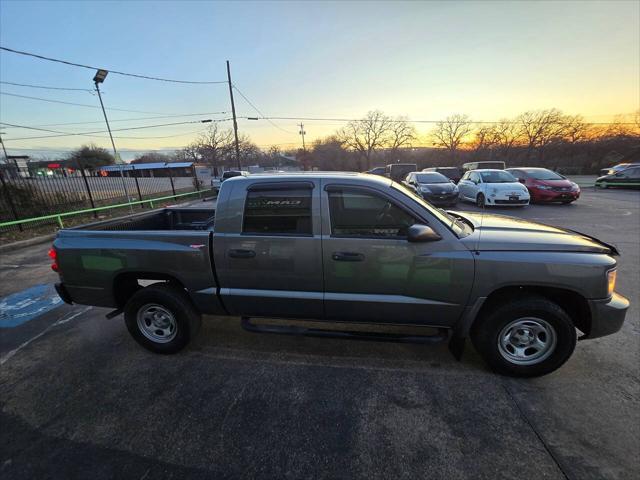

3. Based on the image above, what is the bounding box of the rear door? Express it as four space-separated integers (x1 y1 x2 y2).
215 180 323 318
320 183 474 326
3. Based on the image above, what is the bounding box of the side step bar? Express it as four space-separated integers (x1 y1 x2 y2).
241 317 449 345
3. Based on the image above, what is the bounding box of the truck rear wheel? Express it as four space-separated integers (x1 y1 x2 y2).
470 296 576 377
124 283 201 354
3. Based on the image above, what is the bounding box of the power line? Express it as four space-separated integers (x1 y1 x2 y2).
0 46 228 84
246 115 636 126
232 84 298 134
0 111 229 129
0 80 94 92
0 91 173 114
0 118 231 141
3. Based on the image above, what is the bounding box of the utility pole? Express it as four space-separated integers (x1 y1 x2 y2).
0 134 9 163
298 123 307 152
93 69 132 211
226 60 242 170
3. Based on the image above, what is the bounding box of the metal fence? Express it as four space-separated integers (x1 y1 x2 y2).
0 167 202 233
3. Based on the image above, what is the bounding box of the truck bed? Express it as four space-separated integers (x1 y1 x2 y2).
72 208 215 232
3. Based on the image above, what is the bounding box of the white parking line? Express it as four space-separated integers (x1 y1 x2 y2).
0 306 92 366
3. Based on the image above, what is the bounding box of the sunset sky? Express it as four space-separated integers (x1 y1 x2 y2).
0 0 638 160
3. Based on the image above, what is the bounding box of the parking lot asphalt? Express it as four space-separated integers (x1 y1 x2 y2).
1 187 638 479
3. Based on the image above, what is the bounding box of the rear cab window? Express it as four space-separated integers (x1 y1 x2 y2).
243 185 313 235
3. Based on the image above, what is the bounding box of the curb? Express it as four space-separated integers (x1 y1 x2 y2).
0 233 56 253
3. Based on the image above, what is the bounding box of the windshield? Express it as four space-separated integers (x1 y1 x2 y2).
480 171 517 183
391 182 472 237
416 173 449 183
525 169 564 180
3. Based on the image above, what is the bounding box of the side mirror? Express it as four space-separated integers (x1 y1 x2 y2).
518 178 526 184
407 224 441 243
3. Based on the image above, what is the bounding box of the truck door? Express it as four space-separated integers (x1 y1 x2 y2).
321 183 474 326
215 180 323 319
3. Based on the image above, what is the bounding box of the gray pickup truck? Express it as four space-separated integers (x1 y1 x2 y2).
52 173 629 377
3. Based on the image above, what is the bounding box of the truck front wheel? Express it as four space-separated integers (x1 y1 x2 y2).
124 283 201 354
470 296 576 377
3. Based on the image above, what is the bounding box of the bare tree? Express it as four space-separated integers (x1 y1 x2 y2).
388 116 417 155
517 109 565 161
491 119 521 160
339 110 392 170
195 123 234 173
471 125 498 158
430 114 473 161
561 114 591 144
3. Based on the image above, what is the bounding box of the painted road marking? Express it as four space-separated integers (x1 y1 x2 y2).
0 284 63 328
0 306 92 366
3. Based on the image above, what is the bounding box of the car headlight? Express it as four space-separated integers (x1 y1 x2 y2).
537 185 553 190
571 182 580 191
420 186 431 193
607 269 617 296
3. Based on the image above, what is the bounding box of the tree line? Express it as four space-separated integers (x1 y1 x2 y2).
309 109 639 173
37 108 639 175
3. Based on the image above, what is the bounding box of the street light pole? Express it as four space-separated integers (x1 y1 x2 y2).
94 82 120 162
93 69 131 210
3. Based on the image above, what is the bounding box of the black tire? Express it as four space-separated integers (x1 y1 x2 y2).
470 296 576 377
124 283 201 354
476 193 486 208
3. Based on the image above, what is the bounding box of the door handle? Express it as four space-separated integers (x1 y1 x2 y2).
332 252 365 262
228 249 256 259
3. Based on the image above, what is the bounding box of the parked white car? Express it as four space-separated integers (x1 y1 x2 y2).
458 169 530 207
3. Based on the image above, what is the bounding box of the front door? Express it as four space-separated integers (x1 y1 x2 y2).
321 184 474 327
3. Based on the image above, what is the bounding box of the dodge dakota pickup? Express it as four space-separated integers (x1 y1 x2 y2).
52 173 629 377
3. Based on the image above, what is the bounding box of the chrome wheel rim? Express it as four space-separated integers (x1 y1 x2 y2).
137 304 177 343
498 317 557 365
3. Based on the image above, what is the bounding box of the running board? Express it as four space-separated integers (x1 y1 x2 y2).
241 317 449 344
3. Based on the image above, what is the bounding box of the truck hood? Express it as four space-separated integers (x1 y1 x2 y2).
454 211 617 254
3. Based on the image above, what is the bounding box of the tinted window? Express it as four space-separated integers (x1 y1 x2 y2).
627 168 640 179
416 173 449 183
328 189 417 238
243 188 312 235
480 171 516 183
524 169 564 180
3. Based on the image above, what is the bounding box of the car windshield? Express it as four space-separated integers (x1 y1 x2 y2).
525 169 564 180
416 173 449 183
480 171 516 183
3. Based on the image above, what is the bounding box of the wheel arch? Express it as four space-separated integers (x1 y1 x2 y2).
113 271 187 309
471 285 592 336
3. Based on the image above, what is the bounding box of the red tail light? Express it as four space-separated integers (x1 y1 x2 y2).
48 248 59 272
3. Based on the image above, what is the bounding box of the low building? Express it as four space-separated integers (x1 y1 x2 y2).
99 162 195 178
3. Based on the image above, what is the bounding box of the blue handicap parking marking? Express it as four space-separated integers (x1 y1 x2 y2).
0 284 63 328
